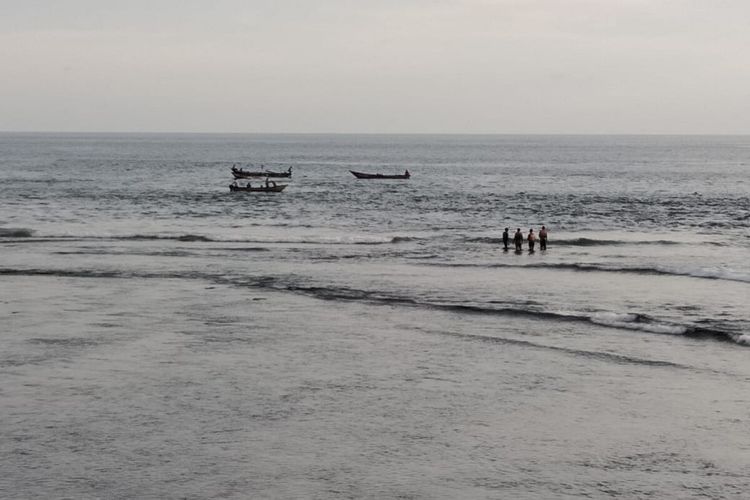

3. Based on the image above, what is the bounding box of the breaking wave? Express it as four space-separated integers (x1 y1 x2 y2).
555 237 683 247
116 234 217 242
434 330 689 368
389 236 424 244
212 247 270 252
0 227 34 238
175 234 213 242
422 261 750 284
0 267 188 280
227 278 747 347
10 232 424 245
2 267 746 346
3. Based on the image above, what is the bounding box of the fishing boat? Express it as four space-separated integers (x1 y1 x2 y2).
350 170 410 179
231 165 292 179
229 180 287 193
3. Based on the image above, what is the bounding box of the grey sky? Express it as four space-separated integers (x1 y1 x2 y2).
2 0 749 134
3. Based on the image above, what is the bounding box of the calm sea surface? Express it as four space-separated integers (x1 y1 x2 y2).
1 133 749 499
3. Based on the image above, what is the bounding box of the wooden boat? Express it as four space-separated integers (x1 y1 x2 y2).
350 170 410 179
229 180 287 192
231 165 292 179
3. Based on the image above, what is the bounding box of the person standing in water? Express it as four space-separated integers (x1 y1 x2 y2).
502 227 510 251
539 225 548 250
527 228 536 252
513 228 523 251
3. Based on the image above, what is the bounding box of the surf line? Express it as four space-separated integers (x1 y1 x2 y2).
424 327 691 369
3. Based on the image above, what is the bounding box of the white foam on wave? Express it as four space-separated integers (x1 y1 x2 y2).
635 323 689 335
655 265 750 284
732 334 750 346
590 312 638 323
589 312 687 335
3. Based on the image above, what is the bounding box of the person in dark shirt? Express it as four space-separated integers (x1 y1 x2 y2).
539 226 548 250
502 227 510 250
513 228 523 251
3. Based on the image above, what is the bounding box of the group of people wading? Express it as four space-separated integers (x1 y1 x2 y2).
502 226 548 252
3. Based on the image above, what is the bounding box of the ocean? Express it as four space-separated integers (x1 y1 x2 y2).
1 133 749 499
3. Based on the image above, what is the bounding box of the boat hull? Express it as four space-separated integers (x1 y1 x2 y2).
231 167 292 179
350 170 410 179
229 184 287 192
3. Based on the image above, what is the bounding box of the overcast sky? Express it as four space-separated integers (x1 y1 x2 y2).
2 0 749 134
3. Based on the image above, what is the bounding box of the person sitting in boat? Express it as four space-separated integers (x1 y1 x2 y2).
404 169 410 178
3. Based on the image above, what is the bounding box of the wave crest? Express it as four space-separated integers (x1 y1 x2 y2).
2 267 745 347
0 227 34 238
231 278 746 347
23 233 424 245
423 261 750 284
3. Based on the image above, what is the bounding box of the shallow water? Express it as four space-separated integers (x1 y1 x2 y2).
1 133 749 498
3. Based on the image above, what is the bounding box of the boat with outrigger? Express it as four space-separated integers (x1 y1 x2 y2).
350 169 410 179
229 178 287 193
231 165 292 179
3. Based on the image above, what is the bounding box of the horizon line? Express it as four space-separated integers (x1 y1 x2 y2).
1 130 749 137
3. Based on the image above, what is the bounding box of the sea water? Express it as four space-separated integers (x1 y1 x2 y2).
1 133 749 499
